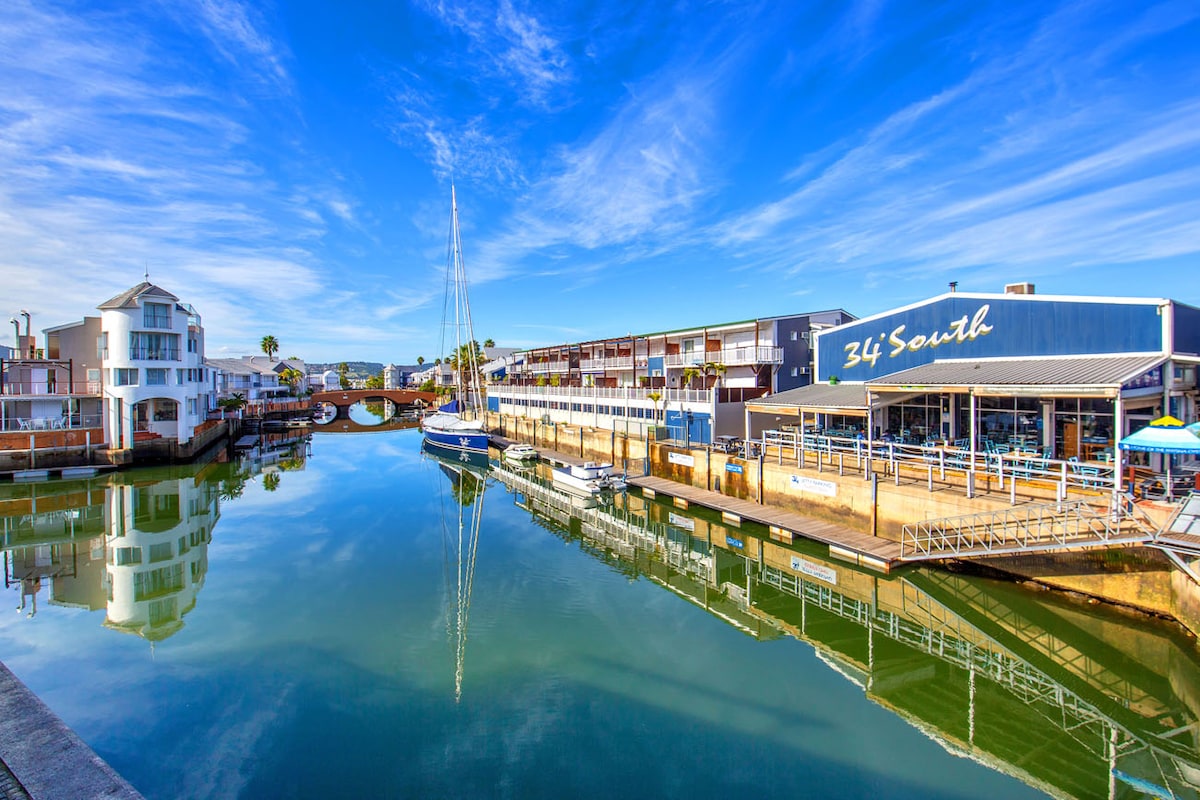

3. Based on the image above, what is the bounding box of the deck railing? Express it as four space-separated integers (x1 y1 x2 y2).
0 380 103 396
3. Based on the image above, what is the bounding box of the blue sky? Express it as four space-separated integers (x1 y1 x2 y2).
2 1 1198 364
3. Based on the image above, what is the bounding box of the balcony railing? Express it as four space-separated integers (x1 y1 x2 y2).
491 385 713 405
1 414 104 432
579 356 635 371
0 380 103 396
129 347 181 361
663 346 783 367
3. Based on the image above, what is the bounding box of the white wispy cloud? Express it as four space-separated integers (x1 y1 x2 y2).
706 3 1200 291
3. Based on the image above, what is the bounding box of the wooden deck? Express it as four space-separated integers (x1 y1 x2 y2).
627 475 902 572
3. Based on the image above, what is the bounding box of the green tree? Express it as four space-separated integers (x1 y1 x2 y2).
279 367 303 395
364 371 385 389
260 335 280 360
700 361 727 388
647 391 663 423
338 362 350 389
483 338 495 348
417 356 425 367
681 367 701 389
448 341 485 393
419 378 435 392
262 472 281 492
218 392 247 412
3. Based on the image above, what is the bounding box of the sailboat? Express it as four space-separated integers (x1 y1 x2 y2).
421 185 489 456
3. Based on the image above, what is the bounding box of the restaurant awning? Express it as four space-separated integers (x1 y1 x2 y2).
745 383 875 417
865 354 1166 397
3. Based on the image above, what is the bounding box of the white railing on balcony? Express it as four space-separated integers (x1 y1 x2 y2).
663 346 783 367
512 360 571 374
579 356 635 371
491 385 713 405
0 381 103 396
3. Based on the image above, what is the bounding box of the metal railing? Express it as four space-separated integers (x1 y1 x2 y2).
0 380 103 396
491 385 713 405
1 414 104 433
760 429 1119 495
899 497 1158 560
129 347 181 361
663 346 783 367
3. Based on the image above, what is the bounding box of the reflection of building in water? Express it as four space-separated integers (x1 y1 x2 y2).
102 474 218 641
491 460 1200 800
2 480 108 617
0 457 250 642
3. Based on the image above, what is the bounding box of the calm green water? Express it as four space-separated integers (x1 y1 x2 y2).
1 428 1198 799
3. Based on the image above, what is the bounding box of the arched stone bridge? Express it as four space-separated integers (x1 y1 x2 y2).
310 389 437 408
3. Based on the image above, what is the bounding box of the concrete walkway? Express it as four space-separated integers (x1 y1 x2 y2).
0 662 143 799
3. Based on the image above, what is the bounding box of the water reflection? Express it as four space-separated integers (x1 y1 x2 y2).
0 435 310 643
423 440 488 701
488 458 1200 800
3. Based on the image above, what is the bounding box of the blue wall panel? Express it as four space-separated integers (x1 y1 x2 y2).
487 397 500 412
816 297 1163 381
1174 302 1200 356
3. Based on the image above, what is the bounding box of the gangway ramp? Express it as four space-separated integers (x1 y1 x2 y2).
900 497 1158 561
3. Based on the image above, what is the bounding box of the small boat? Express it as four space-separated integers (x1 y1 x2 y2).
551 461 626 495
503 443 538 462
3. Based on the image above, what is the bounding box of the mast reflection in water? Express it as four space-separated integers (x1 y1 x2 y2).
0 428 1196 800
424 440 488 702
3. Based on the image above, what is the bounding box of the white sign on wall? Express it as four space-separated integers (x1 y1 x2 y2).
791 556 838 586
668 451 695 468
789 474 837 497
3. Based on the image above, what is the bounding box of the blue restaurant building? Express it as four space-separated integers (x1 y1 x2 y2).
747 285 1200 471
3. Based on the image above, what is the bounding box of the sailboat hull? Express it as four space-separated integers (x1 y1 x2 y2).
422 426 490 455
422 439 491 470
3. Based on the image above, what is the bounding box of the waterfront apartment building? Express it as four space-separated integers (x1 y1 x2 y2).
485 310 854 444
206 356 308 405
1 281 213 451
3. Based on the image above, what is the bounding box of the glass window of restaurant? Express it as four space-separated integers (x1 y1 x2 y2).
885 394 941 443
960 396 1043 449
1053 398 1114 462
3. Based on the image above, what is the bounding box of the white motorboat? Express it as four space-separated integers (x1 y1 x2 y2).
503 443 538 462
551 462 625 495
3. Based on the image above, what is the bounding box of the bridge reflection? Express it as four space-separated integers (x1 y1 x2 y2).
488 458 1200 800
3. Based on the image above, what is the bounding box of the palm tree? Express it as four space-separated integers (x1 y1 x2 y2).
681 367 701 389
417 356 425 367
483 338 495 348
338 362 349 389
448 341 486 394
260 335 280 360
700 361 726 389
279 367 303 395
647 391 663 424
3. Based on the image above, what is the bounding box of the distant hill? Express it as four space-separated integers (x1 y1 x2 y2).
308 361 384 380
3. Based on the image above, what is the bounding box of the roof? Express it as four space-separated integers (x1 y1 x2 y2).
866 354 1166 392
97 281 179 310
206 357 278 377
746 382 872 414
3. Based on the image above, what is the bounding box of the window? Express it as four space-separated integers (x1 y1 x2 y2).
177 369 186 385
790 331 798 341
154 402 178 421
87 368 100 381
187 398 197 415
187 334 198 353
146 368 168 385
129 332 180 361
143 302 172 329
96 332 108 359
790 367 798 377
114 368 138 386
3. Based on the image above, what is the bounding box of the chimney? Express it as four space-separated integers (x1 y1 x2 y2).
1004 282 1035 295
948 281 958 293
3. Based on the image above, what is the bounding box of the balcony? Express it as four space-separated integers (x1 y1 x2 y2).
491 384 713 405
663 346 783 367
0 380 103 397
129 347 181 361
579 356 635 371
